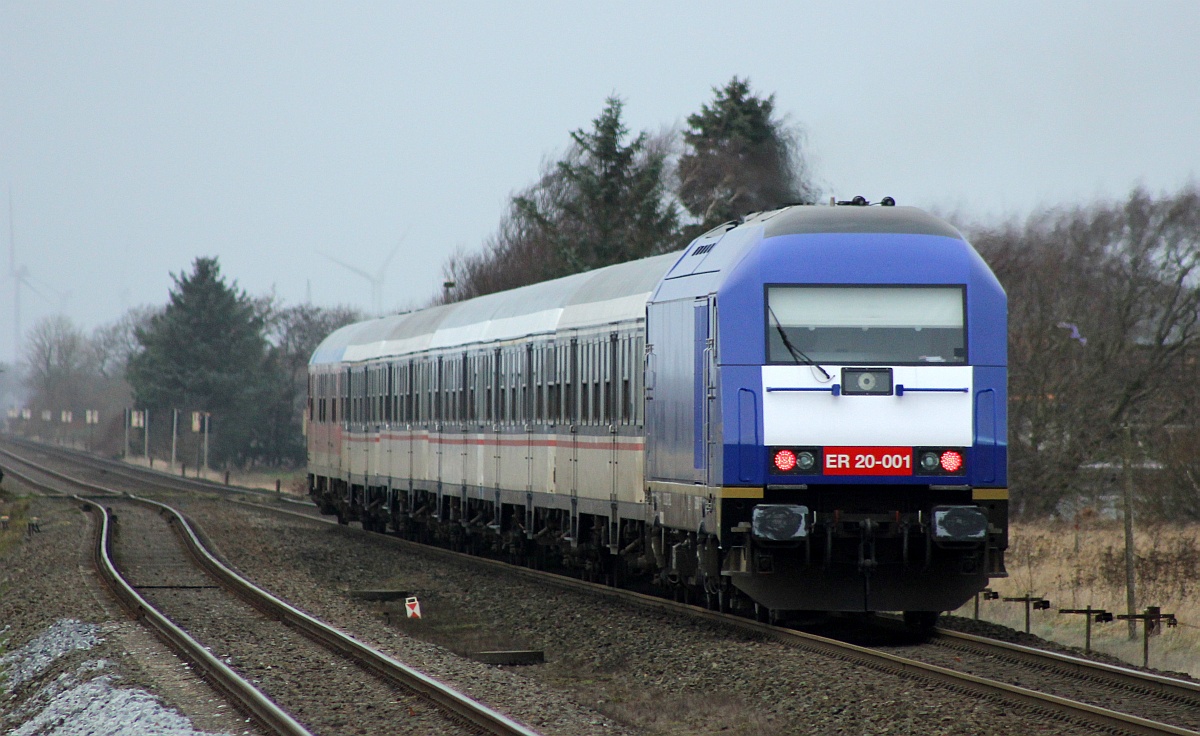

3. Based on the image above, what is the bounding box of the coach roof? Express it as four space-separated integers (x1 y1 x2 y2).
310 251 679 365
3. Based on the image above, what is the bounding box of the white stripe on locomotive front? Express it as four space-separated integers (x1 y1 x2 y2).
761 365 974 447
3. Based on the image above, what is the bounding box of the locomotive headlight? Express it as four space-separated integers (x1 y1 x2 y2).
796 451 816 471
752 504 810 541
919 452 940 472
932 505 988 541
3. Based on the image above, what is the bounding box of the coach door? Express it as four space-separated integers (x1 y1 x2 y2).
695 297 717 487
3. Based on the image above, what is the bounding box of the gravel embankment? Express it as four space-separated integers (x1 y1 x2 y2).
111 498 491 735
4 441 1165 736
0 489 263 736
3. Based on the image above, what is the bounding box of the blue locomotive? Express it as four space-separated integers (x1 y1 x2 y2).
307 202 1008 625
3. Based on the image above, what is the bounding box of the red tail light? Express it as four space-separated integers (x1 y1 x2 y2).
773 449 798 472
940 450 964 473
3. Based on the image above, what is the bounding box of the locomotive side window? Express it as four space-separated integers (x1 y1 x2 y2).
767 286 966 365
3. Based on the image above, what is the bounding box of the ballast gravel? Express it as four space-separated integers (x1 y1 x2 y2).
0 459 1140 736
180 499 1105 736
0 493 259 736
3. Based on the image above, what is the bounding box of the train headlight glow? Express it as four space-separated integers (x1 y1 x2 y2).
773 449 798 472
940 450 964 473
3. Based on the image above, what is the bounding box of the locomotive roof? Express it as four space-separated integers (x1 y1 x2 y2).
759 205 963 239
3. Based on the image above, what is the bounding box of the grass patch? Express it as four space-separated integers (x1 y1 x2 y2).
956 519 1200 676
0 492 30 558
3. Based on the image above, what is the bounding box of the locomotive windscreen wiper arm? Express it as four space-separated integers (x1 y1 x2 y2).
768 306 832 381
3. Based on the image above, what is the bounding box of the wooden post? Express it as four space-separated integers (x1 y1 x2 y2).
1123 424 1137 640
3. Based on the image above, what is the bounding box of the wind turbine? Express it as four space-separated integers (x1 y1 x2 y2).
7 190 48 366
319 232 407 316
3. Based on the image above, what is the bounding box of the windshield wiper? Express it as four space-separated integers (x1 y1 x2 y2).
767 306 832 381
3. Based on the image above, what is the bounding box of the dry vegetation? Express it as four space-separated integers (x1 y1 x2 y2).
956 520 1200 676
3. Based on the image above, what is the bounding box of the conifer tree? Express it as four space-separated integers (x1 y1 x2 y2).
126 257 268 465
678 77 815 236
443 96 679 302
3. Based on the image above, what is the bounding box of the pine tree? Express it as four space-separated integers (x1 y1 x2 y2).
678 77 816 235
126 257 268 466
552 96 678 271
492 96 678 286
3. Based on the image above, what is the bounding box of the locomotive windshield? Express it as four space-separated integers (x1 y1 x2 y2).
766 286 966 364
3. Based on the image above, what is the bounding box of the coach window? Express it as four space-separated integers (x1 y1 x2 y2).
624 336 633 422
417 360 427 422
447 358 453 423
388 364 396 422
415 360 424 420
508 350 517 424
497 352 506 424
364 364 374 422
499 352 509 424
583 341 593 424
542 345 548 423
411 362 417 422
590 340 600 424
435 358 443 423
456 356 465 422
596 340 604 424
405 362 413 422
466 355 475 422
512 349 521 424
635 336 645 424
366 367 373 423
579 343 589 424
569 340 578 424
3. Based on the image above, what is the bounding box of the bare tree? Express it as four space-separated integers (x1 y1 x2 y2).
88 305 161 379
972 185 1200 517
24 315 89 410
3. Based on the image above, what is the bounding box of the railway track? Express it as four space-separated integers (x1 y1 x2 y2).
0 436 304 504
11 440 1200 736
1 442 541 736
236 498 1200 736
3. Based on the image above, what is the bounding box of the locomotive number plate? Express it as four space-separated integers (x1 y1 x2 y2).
823 446 912 476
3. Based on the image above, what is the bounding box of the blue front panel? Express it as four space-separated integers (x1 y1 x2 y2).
972 365 1008 487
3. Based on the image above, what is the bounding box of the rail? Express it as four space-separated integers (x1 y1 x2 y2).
2 444 542 736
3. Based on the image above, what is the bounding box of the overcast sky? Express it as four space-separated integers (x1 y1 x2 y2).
2 1 1198 366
